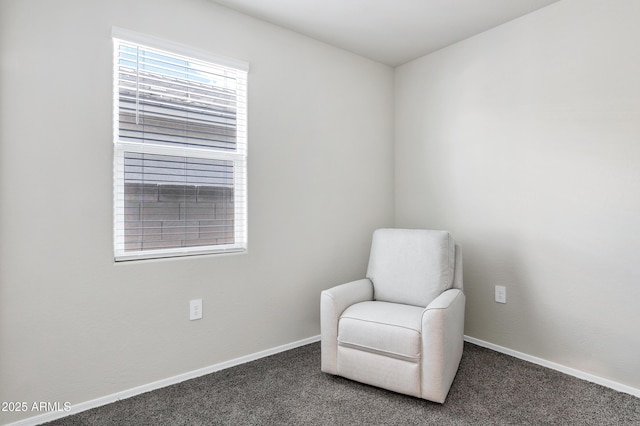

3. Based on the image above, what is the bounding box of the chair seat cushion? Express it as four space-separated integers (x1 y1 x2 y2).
337 301 423 362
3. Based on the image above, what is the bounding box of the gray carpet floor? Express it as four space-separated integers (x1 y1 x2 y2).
44 342 640 425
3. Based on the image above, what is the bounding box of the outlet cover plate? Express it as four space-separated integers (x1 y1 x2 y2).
189 299 203 320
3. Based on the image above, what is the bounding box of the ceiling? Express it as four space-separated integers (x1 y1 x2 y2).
209 0 561 66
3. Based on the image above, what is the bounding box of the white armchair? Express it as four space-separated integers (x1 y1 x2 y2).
321 229 465 403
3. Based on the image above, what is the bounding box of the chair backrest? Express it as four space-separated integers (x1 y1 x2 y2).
366 228 456 307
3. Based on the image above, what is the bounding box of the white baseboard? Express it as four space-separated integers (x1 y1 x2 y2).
9 334 638 425
7 335 321 426
464 335 640 398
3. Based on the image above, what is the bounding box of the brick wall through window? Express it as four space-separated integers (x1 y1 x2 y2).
124 183 234 251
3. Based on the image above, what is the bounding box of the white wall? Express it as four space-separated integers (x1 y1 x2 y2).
395 0 640 390
0 0 394 423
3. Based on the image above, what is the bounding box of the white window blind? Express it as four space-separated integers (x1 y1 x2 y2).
113 30 248 261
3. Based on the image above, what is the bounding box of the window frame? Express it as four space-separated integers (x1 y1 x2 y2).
112 28 249 262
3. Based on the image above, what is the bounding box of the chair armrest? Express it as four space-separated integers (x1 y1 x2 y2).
420 288 466 403
320 278 374 374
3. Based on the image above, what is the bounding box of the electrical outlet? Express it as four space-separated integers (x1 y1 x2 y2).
495 286 506 304
189 299 203 320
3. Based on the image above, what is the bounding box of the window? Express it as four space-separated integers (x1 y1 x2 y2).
113 29 248 261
